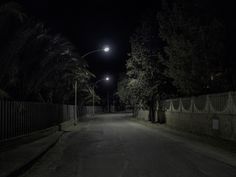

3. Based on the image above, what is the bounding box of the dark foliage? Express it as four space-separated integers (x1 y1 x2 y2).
0 2 93 104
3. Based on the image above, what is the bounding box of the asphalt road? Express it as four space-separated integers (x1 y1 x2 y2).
21 113 236 177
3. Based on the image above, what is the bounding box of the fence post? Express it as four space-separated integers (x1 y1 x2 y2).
228 92 233 114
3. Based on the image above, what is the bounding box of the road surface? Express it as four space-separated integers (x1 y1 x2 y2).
21 113 236 177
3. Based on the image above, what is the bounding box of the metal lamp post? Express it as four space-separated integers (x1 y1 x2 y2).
74 81 77 125
74 46 110 124
92 77 110 116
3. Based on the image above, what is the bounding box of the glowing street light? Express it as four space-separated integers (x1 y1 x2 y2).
103 47 110 52
105 77 110 81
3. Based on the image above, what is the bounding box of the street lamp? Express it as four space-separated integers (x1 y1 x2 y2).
81 46 110 58
92 76 110 116
74 46 110 124
103 47 110 52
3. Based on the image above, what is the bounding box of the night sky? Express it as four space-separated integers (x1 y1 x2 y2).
10 0 236 97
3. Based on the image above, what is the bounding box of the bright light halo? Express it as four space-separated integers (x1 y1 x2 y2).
103 47 110 52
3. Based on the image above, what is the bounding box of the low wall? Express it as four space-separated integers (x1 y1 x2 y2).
81 106 103 116
163 92 236 141
135 92 236 141
135 109 160 122
165 112 236 141
136 109 149 121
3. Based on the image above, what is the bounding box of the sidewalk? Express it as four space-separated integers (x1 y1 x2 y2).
130 118 236 167
0 131 63 177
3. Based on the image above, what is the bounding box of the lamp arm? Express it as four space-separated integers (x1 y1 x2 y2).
81 49 103 58
94 79 104 86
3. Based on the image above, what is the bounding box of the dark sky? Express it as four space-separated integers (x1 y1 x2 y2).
11 0 236 97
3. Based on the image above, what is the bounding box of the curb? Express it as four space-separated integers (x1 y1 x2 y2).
0 126 59 153
59 120 74 131
0 132 63 177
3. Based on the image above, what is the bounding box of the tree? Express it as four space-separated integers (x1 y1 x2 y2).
117 74 136 109
0 2 93 104
0 2 26 98
158 0 226 96
126 11 174 122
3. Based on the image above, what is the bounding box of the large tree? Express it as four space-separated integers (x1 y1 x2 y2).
158 0 226 96
126 12 174 121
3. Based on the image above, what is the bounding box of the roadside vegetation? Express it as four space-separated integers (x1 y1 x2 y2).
117 0 234 121
0 2 97 105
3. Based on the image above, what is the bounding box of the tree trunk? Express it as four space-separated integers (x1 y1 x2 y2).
148 97 156 123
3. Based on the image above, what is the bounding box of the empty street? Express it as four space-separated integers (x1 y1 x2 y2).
20 113 236 177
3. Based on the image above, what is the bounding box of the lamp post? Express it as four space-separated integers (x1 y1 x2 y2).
107 92 109 113
74 46 110 124
92 77 110 116
74 81 77 125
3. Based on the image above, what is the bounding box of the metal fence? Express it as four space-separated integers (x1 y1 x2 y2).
163 91 236 114
0 100 75 142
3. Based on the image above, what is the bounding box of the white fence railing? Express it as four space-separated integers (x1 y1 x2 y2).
163 92 236 114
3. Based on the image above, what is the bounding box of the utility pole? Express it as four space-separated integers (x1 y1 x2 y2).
74 81 77 125
92 85 95 116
